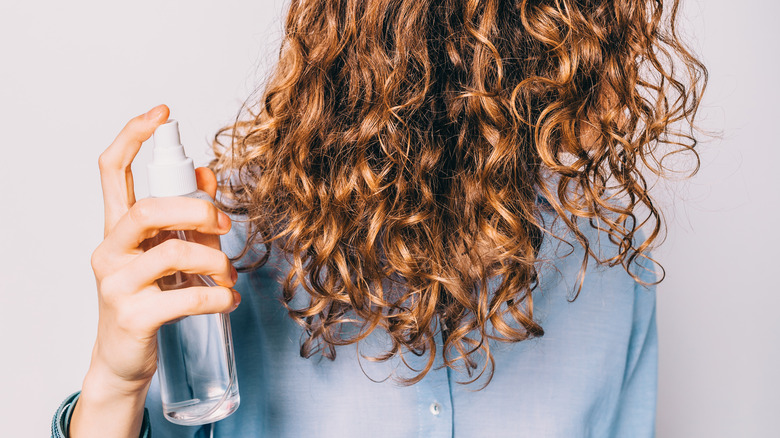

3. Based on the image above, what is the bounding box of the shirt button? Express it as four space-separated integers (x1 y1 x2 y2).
429 402 441 416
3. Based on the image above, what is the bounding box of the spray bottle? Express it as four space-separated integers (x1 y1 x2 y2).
145 119 240 425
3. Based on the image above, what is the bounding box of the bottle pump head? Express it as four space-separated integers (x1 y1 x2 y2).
148 119 198 197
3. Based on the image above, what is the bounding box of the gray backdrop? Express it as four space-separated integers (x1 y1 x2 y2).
1 0 777 436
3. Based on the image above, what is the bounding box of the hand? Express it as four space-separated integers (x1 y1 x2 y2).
71 105 241 438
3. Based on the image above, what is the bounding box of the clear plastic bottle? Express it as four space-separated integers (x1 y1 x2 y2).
144 119 240 425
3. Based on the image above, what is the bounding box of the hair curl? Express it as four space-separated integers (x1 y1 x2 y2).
210 0 707 386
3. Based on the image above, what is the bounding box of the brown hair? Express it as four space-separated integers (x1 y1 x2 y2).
211 0 706 386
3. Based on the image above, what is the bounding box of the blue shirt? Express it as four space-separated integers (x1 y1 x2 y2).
139 206 658 438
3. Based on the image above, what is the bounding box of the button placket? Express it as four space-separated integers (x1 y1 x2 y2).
413 317 454 437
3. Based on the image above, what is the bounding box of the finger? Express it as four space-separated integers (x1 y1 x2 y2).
105 196 231 252
100 104 170 236
195 167 217 199
139 286 241 328
109 238 236 292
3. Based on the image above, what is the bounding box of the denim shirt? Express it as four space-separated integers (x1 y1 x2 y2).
53 206 658 438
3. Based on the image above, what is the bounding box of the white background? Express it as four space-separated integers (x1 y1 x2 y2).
0 1 777 436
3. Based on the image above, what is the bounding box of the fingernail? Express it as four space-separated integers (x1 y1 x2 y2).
146 105 166 121
230 265 238 283
231 289 242 309
218 211 232 231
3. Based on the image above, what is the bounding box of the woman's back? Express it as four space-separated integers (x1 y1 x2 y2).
142 200 658 437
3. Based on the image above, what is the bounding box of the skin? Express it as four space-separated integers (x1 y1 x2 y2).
70 105 241 438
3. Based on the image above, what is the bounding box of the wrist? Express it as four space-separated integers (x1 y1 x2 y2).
81 359 151 401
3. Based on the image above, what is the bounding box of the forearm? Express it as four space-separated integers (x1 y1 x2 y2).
69 363 151 438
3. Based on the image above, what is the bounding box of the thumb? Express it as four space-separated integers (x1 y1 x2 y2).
195 167 218 199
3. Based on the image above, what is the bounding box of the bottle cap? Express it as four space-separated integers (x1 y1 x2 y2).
148 119 198 197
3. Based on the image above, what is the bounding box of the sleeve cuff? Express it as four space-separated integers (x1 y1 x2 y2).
51 391 152 438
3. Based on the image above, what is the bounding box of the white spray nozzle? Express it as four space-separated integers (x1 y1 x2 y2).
153 120 183 154
148 119 198 197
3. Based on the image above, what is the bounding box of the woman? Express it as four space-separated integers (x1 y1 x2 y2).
54 0 706 436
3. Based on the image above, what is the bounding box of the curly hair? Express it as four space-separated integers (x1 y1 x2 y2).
210 0 707 386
